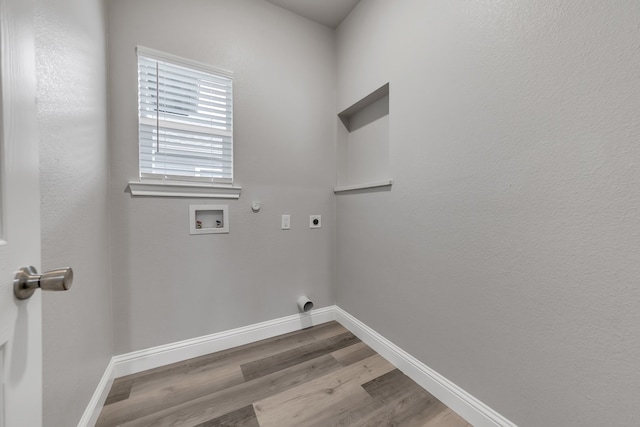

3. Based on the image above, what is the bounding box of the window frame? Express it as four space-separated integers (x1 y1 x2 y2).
135 46 237 192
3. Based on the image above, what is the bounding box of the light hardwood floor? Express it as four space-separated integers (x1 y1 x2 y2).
96 322 472 427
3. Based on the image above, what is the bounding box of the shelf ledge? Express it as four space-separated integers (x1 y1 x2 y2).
334 179 393 194
128 181 242 199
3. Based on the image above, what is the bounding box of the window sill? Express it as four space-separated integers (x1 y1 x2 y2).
334 179 393 194
128 181 242 199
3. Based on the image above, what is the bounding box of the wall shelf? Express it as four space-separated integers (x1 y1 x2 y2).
338 83 389 132
334 179 393 193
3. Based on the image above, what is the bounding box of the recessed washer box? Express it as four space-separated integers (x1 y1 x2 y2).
190 204 229 234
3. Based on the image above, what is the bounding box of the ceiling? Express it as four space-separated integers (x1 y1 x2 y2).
264 0 361 29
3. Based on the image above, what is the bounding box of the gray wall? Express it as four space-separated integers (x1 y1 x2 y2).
335 1 640 426
108 0 336 354
35 0 113 425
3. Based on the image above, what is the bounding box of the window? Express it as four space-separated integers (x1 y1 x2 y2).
137 46 234 184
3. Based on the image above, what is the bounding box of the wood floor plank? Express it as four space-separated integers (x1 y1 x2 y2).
119 353 344 427
97 364 245 426
355 392 447 427
299 387 382 427
330 341 377 366
103 378 134 406
308 322 350 340
194 405 260 427
422 408 473 427
128 360 242 397
357 368 469 427
240 331 360 381
362 368 427 403
253 354 395 427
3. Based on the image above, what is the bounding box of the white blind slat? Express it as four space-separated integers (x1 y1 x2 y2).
139 117 232 137
140 92 231 113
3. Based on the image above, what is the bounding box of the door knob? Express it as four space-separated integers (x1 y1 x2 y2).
14 266 73 300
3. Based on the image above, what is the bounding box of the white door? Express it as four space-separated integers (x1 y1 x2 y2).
0 0 43 425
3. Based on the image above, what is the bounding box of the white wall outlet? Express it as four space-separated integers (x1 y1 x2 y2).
281 214 291 230
310 215 321 228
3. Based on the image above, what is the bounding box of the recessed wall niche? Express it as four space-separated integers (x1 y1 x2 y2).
189 204 229 234
335 83 392 193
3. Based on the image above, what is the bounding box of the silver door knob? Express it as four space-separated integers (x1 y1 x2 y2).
14 266 73 300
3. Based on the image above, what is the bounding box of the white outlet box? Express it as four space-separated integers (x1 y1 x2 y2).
281 214 291 230
310 215 321 228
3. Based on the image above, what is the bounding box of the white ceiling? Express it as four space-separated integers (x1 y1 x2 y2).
264 0 361 29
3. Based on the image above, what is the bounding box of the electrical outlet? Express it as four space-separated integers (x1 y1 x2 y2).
309 215 321 229
281 215 291 230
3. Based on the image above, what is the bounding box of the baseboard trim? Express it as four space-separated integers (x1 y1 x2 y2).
111 306 336 378
77 358 115 427
77 306 335 426
334 306 516 427
79 305 515 427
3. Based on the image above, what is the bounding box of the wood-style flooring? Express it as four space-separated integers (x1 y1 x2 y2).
96 321 472 427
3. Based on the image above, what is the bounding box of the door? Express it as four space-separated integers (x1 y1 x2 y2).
0 0 42 425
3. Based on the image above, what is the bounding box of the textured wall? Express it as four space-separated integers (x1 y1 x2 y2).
35 0 113 425
108 0 336 354
335 1 640 426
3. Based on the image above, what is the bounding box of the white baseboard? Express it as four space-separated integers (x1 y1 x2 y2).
79 305 515 427
334 307 516 427
77 359 115 427
77 306 335 426
111 306 336 378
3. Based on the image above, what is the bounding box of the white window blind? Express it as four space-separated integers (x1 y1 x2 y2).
137 47 234 184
